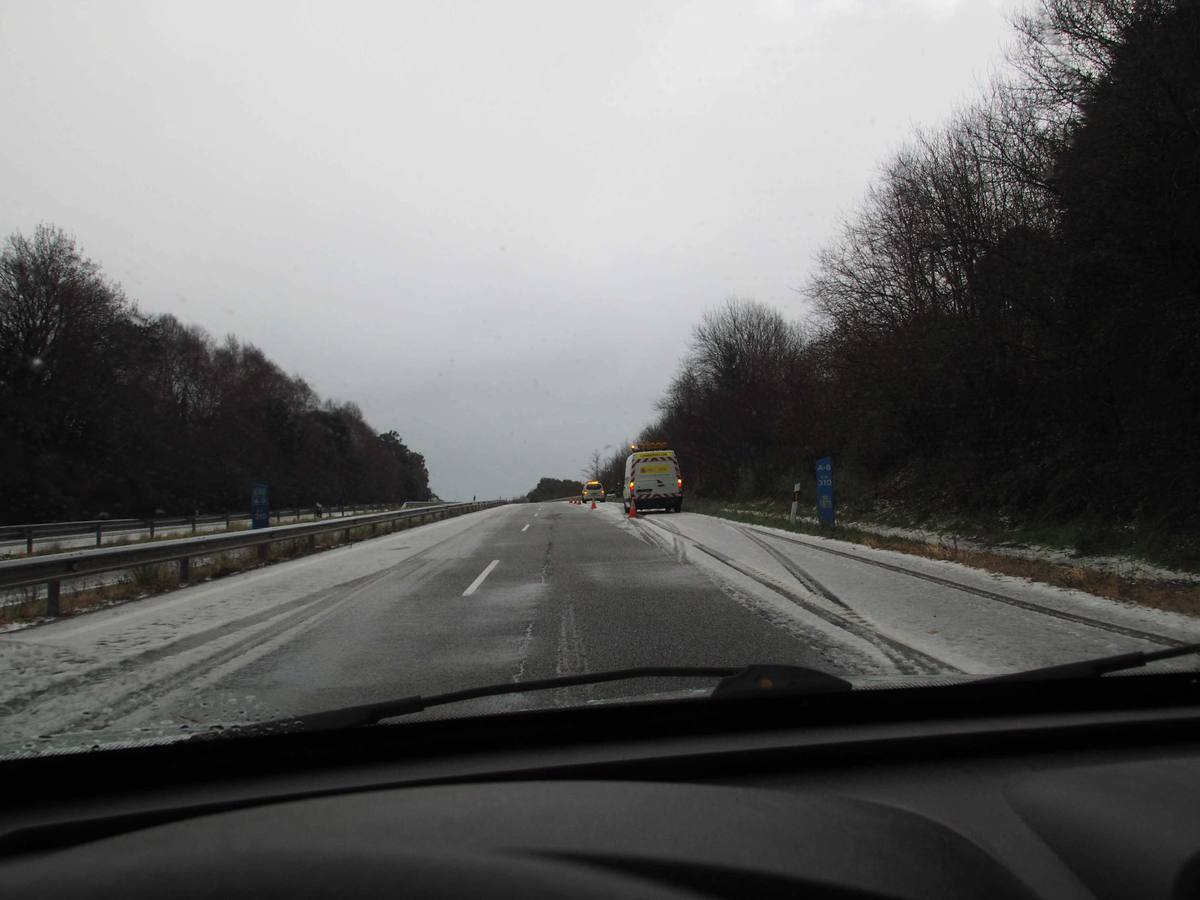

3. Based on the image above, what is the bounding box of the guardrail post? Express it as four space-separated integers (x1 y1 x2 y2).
46 579 60 617
258 543 269 561
225 512 231 528
25 527 33 555
190 515 197 535
179 557 190 582
96 523 103 547
148 518 155 539
343 527 351 544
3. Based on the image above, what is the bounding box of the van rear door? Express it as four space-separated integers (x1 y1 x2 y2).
629 451 680 504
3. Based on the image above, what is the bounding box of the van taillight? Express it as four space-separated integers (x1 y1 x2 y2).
629 480 635 491
677 478 683 488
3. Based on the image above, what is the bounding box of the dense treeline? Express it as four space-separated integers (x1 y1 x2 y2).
526 477 582 502
625 0 1200 552
0 225 432 521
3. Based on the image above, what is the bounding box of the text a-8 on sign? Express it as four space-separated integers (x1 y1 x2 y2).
815 457 835 527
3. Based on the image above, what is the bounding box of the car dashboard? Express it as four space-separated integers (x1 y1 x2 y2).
1 678 1198 899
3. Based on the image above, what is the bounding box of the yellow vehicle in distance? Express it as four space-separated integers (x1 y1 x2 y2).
582 480 606 503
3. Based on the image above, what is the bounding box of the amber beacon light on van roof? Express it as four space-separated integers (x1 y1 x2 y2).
629 441 670 452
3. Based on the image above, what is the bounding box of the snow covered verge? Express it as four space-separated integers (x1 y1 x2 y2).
714 506 1200 588
594 504 1200 679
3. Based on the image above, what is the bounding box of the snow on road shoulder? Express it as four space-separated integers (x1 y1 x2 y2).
719 507 1200 586
596 505 1200 676
0 505 516 736
594 505 938 675
738 518 1200 642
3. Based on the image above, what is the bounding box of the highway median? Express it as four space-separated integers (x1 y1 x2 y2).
0 502 504 630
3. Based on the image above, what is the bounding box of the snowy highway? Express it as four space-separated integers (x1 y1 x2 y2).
2 502 1197 749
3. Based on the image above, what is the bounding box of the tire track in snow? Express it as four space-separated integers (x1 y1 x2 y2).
69 566 403 733
637 517 954 676
745 527 1187 649
738 528 854 614
0 549 441 725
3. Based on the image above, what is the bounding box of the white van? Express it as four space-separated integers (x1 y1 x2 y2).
622 443 683 513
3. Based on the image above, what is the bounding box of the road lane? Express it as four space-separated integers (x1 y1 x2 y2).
0 506 515 739
5 500 1196 749
493 502 864 706
82 502 851 733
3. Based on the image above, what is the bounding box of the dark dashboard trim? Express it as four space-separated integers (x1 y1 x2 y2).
1 674 1198 860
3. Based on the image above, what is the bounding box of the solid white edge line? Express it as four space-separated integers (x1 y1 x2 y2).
521 523 530 532
462 559 500 596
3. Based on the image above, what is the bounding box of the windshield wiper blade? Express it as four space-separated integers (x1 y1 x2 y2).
975 642 1200 684
217 664 852 736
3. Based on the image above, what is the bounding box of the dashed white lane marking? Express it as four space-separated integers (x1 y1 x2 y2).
521 524 530 532
462 559 500 596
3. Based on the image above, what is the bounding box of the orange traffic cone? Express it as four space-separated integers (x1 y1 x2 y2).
628 497 637 518
591 499 597 509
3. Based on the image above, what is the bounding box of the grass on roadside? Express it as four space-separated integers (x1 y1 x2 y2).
685 497 1200 618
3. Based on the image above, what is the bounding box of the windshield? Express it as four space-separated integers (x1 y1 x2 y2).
2 0 1198 758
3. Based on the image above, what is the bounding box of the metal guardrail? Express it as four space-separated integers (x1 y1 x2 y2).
0 501 504 617
0 503 401 555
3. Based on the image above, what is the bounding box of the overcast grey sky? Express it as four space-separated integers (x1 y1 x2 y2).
1 0 1017 500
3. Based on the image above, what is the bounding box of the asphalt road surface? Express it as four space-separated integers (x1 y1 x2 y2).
2 502 1197 748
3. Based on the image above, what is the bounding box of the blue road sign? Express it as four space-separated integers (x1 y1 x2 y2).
251 482 270 529
815 457 835 526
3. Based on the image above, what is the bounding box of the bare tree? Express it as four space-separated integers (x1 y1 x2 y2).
583 448 604 482
0 223 127 386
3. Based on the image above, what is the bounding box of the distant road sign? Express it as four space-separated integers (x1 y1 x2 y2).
815 457 835 526
251 483 270 529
